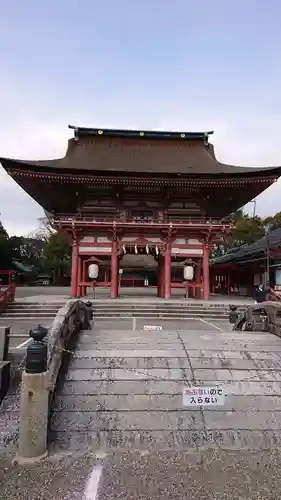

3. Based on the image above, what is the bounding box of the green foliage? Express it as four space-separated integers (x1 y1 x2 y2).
232 212 265 246
210 210 269 259
263 211 281 228
8 236 44 269
0 233 11 270
0 221 8 238
42 231 71 281
0 218 71 282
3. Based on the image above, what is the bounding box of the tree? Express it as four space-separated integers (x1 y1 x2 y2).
263 212 281 229
0 220 8 238
8 236 45 270
29 217 55 242
0 220 11 270
42 231 71 282
232 212 265 246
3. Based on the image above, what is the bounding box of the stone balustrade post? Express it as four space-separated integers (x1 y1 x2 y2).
17 325 49 463
0 326 11 405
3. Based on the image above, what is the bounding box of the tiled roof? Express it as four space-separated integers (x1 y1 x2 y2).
1 126 281 176
212 227 281 266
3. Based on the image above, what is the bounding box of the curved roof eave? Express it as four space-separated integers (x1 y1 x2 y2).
1 156 281 179
1 136 281 177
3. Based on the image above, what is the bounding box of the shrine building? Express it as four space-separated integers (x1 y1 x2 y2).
1 125 281 299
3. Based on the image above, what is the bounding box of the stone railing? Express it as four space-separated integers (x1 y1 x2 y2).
17 299 92 463
268 287 281 302
0 326 10 405
47 299 91 392
232 301 281 336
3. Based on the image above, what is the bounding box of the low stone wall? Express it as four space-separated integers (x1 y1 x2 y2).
233 301 281 335
15 299 92 462
47 299 91 392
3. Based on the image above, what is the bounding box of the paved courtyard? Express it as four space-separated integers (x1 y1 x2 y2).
14 285 254 304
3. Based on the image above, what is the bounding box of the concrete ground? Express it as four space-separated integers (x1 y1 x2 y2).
14 285 254 304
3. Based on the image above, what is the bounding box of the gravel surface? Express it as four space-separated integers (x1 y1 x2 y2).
0 448 280 499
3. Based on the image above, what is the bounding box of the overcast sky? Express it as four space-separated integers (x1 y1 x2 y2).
1 0 281 236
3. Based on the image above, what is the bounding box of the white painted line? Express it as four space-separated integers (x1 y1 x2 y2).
133 317 136 331
16 338 32 349
199 318 224 332
83 465 102 500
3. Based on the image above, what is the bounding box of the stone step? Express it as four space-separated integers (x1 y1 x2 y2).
91 309 243 315
91 306 232 312
89 298 249 309
50 428 275 452
0 319 52 325
48 430 203 453
53 394 189 411
68 357 192 370
9 301 65 309
1 312 58 317
53 393 281 412
90 306 235 312
90 306 235 311
8 303 63 307
50 409 202 432
64 367 188 381
5 308 61 314
92 313 229 319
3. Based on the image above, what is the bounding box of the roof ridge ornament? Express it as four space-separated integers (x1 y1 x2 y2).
74 127 79 142
68 124 214 141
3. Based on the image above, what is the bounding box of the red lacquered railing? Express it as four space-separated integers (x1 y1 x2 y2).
53 214 232 228
0 284 16 313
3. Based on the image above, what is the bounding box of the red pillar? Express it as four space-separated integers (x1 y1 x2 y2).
70 239 78 297
81 259 87 297
157 260 161 297
228 272 231 295
203 245 210 300
196 260 202 298
157 256 164 297
164 243 171 299
77 256 81 297
110 240 119 298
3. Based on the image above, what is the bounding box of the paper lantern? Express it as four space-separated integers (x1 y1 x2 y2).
184 265 194 281
88 264 99 279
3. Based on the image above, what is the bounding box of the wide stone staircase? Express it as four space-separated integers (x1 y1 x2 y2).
50 317 203 451
0 300 64 348
91 299 246 320
49 310 281 454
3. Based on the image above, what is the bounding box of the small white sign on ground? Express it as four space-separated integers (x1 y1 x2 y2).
143 325 163 331
183 386 225 407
